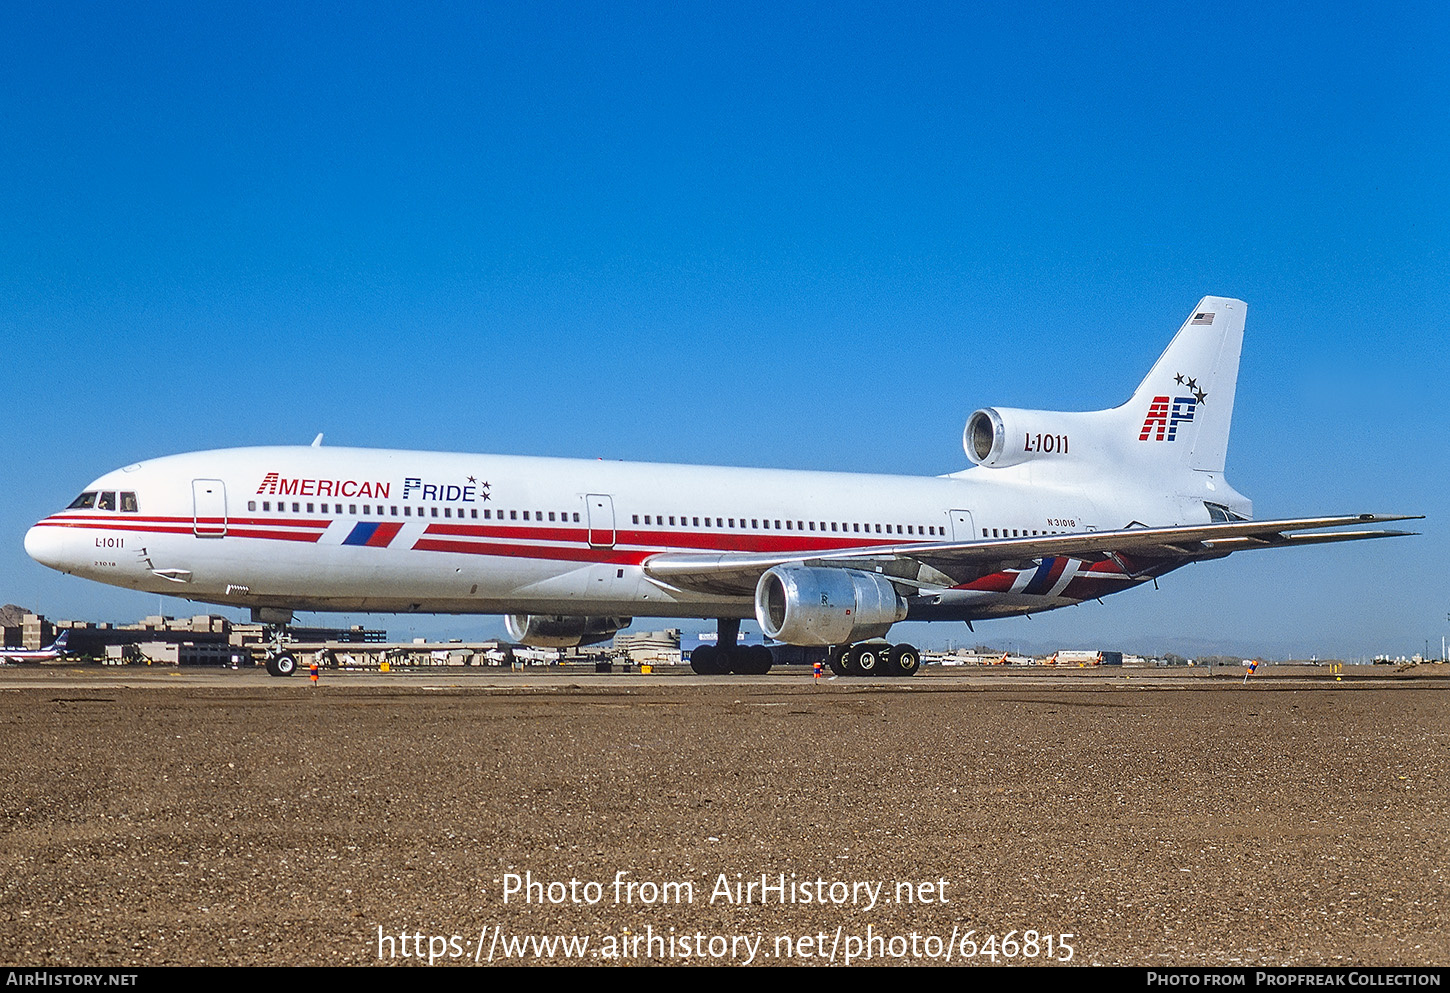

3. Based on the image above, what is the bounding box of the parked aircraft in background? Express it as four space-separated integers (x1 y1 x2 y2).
0 631 72 664
25 297 1417 676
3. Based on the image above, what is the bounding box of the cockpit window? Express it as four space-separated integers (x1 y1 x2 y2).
97 492 116 511
67 492 97 510
120 492 138 513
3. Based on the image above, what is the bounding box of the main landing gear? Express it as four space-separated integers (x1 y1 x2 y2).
687 621 920 677
690 618 774 675
828 642 921 677
690 642 773 675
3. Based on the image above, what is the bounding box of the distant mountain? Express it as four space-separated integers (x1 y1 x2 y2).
0 604 32 628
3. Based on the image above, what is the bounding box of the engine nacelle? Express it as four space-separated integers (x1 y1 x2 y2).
755 566 908 646
964 406 1077 468
504 614 631 648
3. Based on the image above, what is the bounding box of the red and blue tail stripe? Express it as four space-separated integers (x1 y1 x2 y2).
1021 556 1069 596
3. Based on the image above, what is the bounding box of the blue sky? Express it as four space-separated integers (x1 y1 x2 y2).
3 2 1445 659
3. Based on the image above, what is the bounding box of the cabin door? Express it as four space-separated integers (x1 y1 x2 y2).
585 494 616 548
948 509 976 542
193 479 228 537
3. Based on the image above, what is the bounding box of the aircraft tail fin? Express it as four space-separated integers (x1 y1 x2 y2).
1120 296 1245 474
961 297 1247 483
47 631 70 653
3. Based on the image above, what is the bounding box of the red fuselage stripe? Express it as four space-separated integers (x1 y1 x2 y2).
411 537 652 564
34 520 323 543
423 522 907 555
49 514 329 528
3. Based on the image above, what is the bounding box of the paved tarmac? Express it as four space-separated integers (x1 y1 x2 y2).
0 663 1446 967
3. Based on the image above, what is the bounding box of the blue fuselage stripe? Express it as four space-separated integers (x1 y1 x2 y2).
342 522 379 546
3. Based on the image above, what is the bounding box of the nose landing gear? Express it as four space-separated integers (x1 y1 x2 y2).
264 652 299 677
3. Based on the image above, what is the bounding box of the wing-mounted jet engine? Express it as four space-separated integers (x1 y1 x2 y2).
504 614 632 648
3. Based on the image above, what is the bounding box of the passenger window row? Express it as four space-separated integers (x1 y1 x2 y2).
491 510 581 523
629 514 942 537
243 502 582 524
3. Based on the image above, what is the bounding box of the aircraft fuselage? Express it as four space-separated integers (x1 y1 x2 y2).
24 445 1182 620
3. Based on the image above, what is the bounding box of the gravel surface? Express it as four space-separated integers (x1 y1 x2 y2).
0 668 1446 966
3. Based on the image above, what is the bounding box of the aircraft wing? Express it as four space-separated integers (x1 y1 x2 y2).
642 514 1421 597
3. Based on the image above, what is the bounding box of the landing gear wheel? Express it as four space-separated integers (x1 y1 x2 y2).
271 653 298 677
855 644 883 676
892 643 921 676
828 648 849 676
735 645 772 675
723 646 768 675
690 644 727 675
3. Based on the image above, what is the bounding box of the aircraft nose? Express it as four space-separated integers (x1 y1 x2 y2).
25 522 69 572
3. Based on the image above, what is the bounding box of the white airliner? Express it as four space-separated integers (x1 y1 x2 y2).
0 631 72 664
25 297 1416 676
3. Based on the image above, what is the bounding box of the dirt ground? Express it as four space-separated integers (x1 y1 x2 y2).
0 666 1446 967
